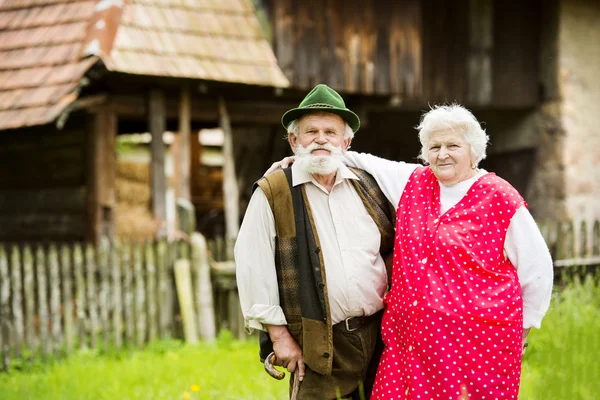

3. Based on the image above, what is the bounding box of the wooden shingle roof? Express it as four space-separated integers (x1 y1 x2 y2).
0 0 288 130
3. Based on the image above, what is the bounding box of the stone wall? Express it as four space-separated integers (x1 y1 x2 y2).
558 0 600 222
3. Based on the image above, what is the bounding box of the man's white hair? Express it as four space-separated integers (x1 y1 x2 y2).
287 113 354 140
416 104 489 166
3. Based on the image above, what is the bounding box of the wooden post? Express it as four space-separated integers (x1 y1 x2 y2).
98 238 110 351
122 241 134 346
178 87 192 201
219 97 240 258
174 259 198 344
467 0 493 105
191 233 216 341
87 108 117 245
149 89 167 238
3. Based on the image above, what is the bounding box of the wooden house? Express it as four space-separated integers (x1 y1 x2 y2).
238 0 600 226
0 0 292 243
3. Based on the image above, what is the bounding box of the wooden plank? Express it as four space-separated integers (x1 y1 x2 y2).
272 0 295 81
149 89 167 238
48 244 62 357
60 244 74 355
85 244 98 350
145 241 158 342
22 245 35 352
593 221 600 256
0 188 86 213
98 239 110 351
10 245 23 358
36 245 49 358
0 215 86 240
122 242 134 346
491 0 540 107
174 259 198 344
133 243 146 347
467 0 493 105
178 87 192 202
219 98 240 242
87 108 117 244
191 233 216 341
73 244 86 350
0 245 10 371
110 240 123 349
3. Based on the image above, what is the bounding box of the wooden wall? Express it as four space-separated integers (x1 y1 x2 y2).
0 115 88 241
268 0 543 108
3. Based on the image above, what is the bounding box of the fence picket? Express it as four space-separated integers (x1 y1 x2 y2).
579 220 589 258
85 244 98 350
36 245 49 358
593 221 600 256
111 240 123 349
22 245 35 353
145 241 157 342
0 245 10 371
122 241 134 346
134 243 146 347
10 245 23 358
61 244 74 355
48 244 62 357
73 244 86 349
98 239 110 351
156 240 169 338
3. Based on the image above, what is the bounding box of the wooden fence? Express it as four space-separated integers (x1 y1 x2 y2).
0 233 217 372
1 219 598 371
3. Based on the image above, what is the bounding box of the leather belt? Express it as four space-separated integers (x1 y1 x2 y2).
332 310 382 332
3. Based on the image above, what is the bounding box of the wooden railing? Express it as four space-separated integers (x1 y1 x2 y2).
0 234 216 372
538 219 600 268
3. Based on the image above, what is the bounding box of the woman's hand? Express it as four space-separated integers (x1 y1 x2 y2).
264 156 296 176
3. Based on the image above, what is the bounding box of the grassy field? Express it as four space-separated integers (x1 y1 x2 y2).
1 275 598 400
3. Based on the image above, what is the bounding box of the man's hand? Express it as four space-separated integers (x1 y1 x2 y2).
264 156 296 176
265 324 305 382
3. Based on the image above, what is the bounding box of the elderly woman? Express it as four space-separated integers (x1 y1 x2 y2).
338 105 554 399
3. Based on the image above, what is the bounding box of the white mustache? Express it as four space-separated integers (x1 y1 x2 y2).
295 142 342 156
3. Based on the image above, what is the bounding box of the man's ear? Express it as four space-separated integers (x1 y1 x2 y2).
342 137 351 152
288 132 297 152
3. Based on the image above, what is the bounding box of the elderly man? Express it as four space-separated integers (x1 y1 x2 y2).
235 84 395 399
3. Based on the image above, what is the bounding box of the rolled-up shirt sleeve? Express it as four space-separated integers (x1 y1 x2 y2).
234 188 287 333
504 206 554 329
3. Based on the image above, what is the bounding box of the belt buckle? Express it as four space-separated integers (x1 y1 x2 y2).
345 317 358 332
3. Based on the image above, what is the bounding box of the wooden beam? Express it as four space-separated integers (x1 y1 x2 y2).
467 0 493 105
178 88 192 201
218 97 240 246
149 89 167 238
86 108 117 244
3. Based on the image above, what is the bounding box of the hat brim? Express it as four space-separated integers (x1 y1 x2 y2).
281 107 360 133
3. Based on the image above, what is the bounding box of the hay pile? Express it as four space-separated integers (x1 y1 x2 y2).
115 161 156 240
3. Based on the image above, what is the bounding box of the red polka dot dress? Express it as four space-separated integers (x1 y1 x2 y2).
371 167 525 400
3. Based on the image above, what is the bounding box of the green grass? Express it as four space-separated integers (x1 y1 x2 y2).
0 330 288 400
1 276 598 400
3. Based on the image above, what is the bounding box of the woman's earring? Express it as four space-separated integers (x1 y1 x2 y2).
471 162 477 170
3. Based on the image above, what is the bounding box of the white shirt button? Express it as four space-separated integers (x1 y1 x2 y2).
421 257 427 264
409 345 413 351
434 218 439 223
413 300 418 306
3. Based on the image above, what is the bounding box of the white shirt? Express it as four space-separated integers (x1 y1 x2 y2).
235 160 388 332
343 151 554 329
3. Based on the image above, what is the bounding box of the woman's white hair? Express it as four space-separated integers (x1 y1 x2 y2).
416 104 489 166
287 113 354 140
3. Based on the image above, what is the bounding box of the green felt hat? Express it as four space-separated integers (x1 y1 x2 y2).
281 84 360 133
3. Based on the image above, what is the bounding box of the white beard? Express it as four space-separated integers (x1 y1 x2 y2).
294 142 345 175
